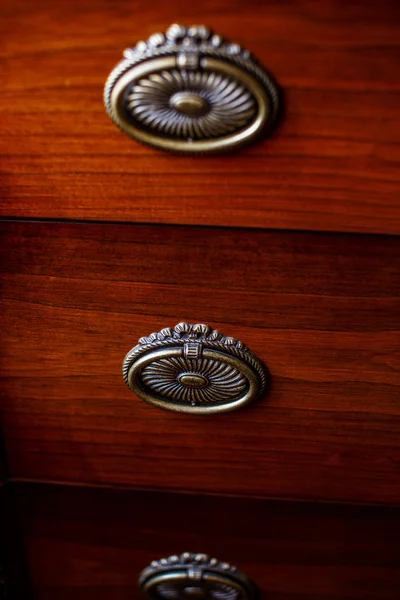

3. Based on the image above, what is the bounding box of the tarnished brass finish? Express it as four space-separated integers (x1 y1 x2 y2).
104 24 280 154
139 553 258 600
122 322 268 414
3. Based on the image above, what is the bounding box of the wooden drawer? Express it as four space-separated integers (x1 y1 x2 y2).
1 220 399 504
1 0 400 235
14 482 400 600
2 0 400 595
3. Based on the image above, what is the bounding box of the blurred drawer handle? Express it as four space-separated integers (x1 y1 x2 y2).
104 24 280 154
123 322 268 414
139 552 258 600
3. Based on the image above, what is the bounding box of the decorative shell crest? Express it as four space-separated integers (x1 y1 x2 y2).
122 24 252 61
136 322 248 349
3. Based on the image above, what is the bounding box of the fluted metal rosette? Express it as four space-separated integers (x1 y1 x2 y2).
104 24 280 154
123 322 268 414
127 70 256 139
139 552 258 600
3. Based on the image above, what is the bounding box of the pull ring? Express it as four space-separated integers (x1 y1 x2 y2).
105 24 280 154
123 322 268 414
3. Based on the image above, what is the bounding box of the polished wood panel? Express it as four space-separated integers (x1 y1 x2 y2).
15 481 400 600
1 221 399 503
1 0 400 234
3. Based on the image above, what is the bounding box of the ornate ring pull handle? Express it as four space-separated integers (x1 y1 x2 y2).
104 24 280 154
123 322 268 414
139 553 258 600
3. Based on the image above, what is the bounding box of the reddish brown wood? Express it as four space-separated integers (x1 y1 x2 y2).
1 221 399 504
14 481 400 600
1 0 400 234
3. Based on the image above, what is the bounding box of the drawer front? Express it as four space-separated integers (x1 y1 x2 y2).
0 221 399 504
15 482 400 600
1 0 400 235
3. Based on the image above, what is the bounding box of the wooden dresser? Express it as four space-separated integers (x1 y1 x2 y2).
1 1 400 598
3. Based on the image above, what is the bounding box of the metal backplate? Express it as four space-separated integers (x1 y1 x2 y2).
139 553 258 600
123 322 268 414
104 24 280 154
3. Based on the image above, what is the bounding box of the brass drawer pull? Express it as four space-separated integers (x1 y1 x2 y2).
139 553 258 600
104 24 280 154
123 322 268 414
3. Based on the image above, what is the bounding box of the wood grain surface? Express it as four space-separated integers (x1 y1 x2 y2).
1 220 399 504
15 481 400 600
1 0 400 234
